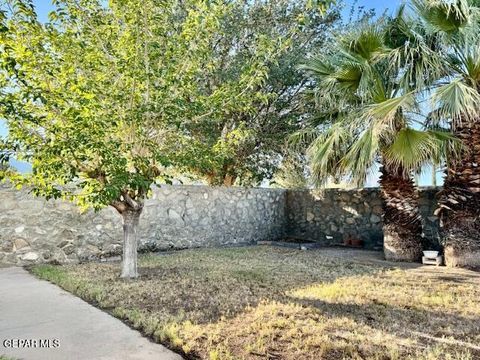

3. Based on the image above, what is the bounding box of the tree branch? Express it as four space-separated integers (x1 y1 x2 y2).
122 191 143 210
110 200 127 213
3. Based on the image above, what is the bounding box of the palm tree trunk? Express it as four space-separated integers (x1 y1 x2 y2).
380 165 423 262
437 121 480 268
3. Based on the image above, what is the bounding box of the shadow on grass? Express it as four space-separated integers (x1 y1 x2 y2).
288 296 480 355
31 246 480 360
130 247 388 324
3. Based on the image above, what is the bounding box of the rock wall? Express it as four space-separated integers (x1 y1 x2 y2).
0 184 441 265
286 188 384 249
286 187 440 249
0 185 286 265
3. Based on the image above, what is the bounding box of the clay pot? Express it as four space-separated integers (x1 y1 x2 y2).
350 238 363 247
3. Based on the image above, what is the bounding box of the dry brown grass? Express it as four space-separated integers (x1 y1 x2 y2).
31 246 480 360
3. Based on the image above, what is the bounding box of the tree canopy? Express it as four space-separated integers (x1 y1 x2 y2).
1 0 275 206
171 0 340 186
295 13 459 188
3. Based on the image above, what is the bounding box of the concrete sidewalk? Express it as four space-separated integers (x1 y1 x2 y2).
0 267 183 360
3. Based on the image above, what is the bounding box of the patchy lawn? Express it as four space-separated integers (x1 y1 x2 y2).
31 246 480 360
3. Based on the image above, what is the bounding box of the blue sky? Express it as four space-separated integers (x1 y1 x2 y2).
32 0 402 21
3 0 443 186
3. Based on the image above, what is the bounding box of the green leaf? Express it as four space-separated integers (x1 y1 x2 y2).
432 80 480 121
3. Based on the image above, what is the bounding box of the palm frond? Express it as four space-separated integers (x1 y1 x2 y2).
362 92 417 131
411 0 471 33
431 79 480 123
307 122 351 186
334 61 363 91
339 126 380 186
341 24 386 62
288 128 320 151
427 128 464 162
463 45 480 87
383 127 460 175
384 7 447 91
299 57 335 80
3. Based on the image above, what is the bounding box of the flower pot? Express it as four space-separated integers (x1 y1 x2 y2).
423 250 439 258
351 238 363 247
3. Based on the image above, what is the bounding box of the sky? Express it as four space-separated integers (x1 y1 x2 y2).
3 0 443 186
21 0 402 21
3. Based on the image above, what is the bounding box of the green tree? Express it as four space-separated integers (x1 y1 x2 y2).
298 18 458 261
0 0 312 277
397 0 480 267
173 0 339 186
271 152 309 189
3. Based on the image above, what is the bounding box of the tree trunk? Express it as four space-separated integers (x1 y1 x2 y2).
380 165 423 262
223 174 236 186
205 168 236 186
120 207 143 279
206 173 215 186
437 121 480 268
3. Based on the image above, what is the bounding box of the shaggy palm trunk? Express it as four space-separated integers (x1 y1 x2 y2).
120 207 143 279
437 121 480 268
380 165 423 261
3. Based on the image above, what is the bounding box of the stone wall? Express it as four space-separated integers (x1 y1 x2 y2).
0 185 286 265
286 188 384 249
0 184 441 265
286 187 440 249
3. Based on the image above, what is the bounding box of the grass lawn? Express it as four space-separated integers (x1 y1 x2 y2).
31 246 480 360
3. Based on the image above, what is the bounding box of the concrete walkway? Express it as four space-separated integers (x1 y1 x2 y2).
0 267 183 360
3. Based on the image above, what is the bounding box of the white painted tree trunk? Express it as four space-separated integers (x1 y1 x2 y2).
120 208 142 279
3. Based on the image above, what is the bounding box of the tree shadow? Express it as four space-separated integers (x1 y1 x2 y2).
133 247 389 323
286 295 480 356
136 247 478 328
69 246 480 359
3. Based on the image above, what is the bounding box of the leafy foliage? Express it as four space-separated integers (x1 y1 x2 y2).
297 15 460 187
271 153 309 189
0 0 338 208
403 0 480 126
172 0 340 186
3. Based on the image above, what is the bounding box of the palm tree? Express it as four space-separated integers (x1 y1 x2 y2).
397 0 480 267
298 20 457 261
